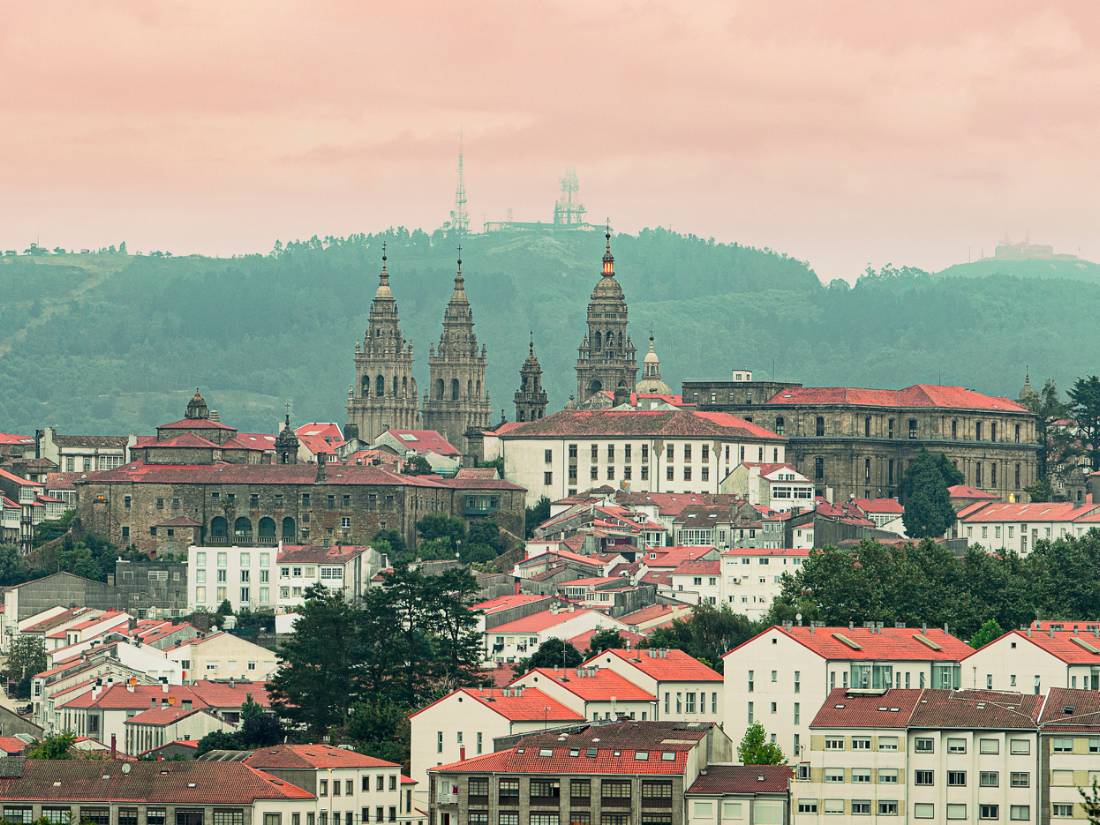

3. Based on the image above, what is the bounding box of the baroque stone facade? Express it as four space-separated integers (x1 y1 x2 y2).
576 230 637 402
513 335 548 423
346 248 419 442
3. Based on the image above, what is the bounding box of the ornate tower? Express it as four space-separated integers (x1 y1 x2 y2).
275 406 300 464
514 334 548 422
576 227 637 401
346 245 418 443
423 250 491 456
635 334 671 395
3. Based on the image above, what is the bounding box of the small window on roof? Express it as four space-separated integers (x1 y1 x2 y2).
538 748 553 757
661 752 676 761
586 747 598 758
635 751 649 760
569 749 580 757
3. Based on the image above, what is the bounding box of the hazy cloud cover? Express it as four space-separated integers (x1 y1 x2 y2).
3 0 1099 280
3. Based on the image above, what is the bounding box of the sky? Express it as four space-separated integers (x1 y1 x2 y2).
2 0 1099 282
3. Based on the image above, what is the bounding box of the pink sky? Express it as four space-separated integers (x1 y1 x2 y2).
3 1 1099 281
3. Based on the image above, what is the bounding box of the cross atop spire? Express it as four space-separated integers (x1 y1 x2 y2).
602 219 615 277
529 330 535 355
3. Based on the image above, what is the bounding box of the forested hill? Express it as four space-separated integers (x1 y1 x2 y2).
1 228 1098 436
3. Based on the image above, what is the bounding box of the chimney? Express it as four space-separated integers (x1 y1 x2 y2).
110 734 116 759
162 682 170 693
459 746 466 761
1026 626 1033 637
210 410 220 422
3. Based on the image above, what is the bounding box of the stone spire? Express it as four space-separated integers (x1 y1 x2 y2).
514 332 548 422
635 333 671 395
1019 365 1038 404
185 388 210 420
575 223 637 402
274 403 299 464
346 241 418 442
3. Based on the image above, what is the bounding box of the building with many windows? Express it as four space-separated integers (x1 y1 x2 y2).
583 649 723 724
719 548 810 621
961 622 1100 693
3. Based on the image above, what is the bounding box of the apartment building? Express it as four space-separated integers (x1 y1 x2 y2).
125 706 232 756
408 686 585 803
723 625 974 762
482 606 629 666
720 462 815 512
511 666 658 721
584 648 723 723
963 623 1100 693
720 548 809 621
165 631 278 682
685 765 792 825
245 744 415 825
954 501 1100 555
1039 688 1100 821
795 688 1041 823
429 721 733 825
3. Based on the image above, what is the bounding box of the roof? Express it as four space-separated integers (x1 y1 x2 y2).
294 423 345 456
809 688 926 729
490 609 598 634
409 687 584 723
158 418 237 432
908 689 1043 730
687 765 792 795
471 594 552 615
277 544 368 565
765 384 1029 413
516 668 656 702
559 576 621 587
52 434 130 448
125 707 205 727
230 432 278 451
568 628 647 652
0 469 37 487
0 434 33 447
455 467 499 479
853 498 904 514
617 604 687 626
643 546 717 568
145 432 221 450
382 429 460 457
725 625 974 662
721 547 809 557
79 461 435 487
948 484 999 501
671 559 721 577
976 628 1100 665
501 409 783 441
60 684 205 711
959 501 1098 523
0 739 26 756
247 743 400 770
0 759 313 803
589 648 722 682
190 680 271 708
1039 688 1100 731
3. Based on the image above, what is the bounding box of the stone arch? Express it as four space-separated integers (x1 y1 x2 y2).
451 379 460 401
361 375 370 397
375 375 385 397
281 516 296 541
210 516 227 540
258 517 276 543
234 516 252 540
434 378 444 400
594 331 602 350
392 375 398 396
402 376 408 396
589 379 603 396
467 379 473 399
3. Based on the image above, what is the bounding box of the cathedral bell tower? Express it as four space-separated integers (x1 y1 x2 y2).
346 244 418 442
514 333 548 422
422 248 492 457
576 226 637 402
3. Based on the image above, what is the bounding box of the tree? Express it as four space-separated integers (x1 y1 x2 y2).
525 497 551 538
196 729 240 755
403 455 433 475
642 603 758 671
584 628 625 658
1069 375 1100 470
1082 776 1100 824
737 722 786 765
373 528 408 560
900 450 961 538
239 695 282 747
27 731 76 759
5 636 46 698
415 514 466 549
1024 378 1074 490
514 638 583 675
969 618 1004 649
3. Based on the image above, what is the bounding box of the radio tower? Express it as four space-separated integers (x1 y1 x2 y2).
449 132 470 235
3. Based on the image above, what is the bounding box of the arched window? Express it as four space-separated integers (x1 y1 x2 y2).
210 516 228 540
589 379 603 396
258 517 276 544
392 375 398 396
467 380 472 399
281 516 296 541
617 331 624 348
434 378 444 400
451 379 460 401
402 376 408 396
375 375 385 397
233 516 252 540
594 331 602 350
476 380 481 398
607 330 615 349
361 375 370 398
518 410 526 422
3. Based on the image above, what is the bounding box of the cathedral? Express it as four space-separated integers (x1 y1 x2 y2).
575 229 639 403
346 246 490 459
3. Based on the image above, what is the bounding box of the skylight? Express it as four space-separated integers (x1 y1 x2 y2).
398 433 418 441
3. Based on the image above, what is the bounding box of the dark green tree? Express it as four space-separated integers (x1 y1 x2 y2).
968 618 1004 649
403 455 433 475
4 636 46 698
1023 378 1073 493
514 638 583 675
27 731 76 759
373 529 408 560
415 514 466 548
524 497 551 538
1069 375 1100 470
900 450 962 538
583 628 625 658
196 729 240 755
239 695 283 747
642 603 758 671
737 722 786 765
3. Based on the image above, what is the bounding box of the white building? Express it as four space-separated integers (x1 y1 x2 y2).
723 624 974 762
482 606 629 666
408 686 584 804
511 665 659 721
166 631 278 683
583 647 724 723
500 408 786 506
721 462 814 512
962 622 1100 693
720 548 809 620
954 501 1100 555
668 559 722 605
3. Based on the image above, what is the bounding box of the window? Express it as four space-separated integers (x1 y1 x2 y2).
4 810 33 825
42 811 72 825
878 736 898 751
320 780 328 796
979 737 999 754
498 778 519 803
544 471 553 485
980 771 999 787
851 800 871 816
913 804 934 820
436 731 442 753
914 770 934 786
1010 772 1030 788
877 801 898 816
823 800 844 816
908 418 918 439
797 801 817 814
947 771 966 787
823 769 844 783
467 816 488 825
600 780 631 801
499 816 519 825
1053 736 1073 753
824 737 844 750
947 738 966 753
1009 739 1030 755
1053 804 1074 818
80 810 110 825
914 737 934 753
851 736 871 750
947 804 967 820
570 779 590 801
815 416 825 436
851 769 871 784
878 769 898 784
641 781 672 801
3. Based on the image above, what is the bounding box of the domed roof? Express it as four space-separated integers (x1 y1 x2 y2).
185 388 209 420
374 243 393 300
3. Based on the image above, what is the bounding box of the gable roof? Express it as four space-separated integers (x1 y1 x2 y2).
247 743 400 770
490 609 600 634
725 625 973 663
501 409 782 441
516 668 656 702
382 429 460 457
471 594 552 615
959 501 1098 523
765 384 1028 413
687 764 792 795
589 648 722 682
409 687 584 723
974 628 1100 665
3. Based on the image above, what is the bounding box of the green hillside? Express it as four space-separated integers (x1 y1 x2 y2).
0 230 1096 436
936 256 1100 283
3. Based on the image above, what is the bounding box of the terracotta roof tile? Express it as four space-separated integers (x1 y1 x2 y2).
517 667 655 702
589 649 722 682
409 687 584 723
687 765 792 795
726 625 973 662
765 384 1028 412
502 410 781 441
247 743 400 770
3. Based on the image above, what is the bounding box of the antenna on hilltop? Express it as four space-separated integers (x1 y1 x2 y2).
449 130 469 236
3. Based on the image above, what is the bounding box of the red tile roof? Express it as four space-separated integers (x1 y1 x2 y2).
78 461 440 487
721 547 809 557
725 625 973 662
60 684 205 710
568 628 647 652
687 765 792 795
973 628 1100 665
908 689 1043 729
146 432 221 449
617 604 686 625
455 467 500 479
0 468 37 487
490 609 600 634
472 594 552 614
190 680 271 708
643 546 717 568
809 688 925 729
959 501 1099 523
0 738 27 755
948 484 999 501
247 743 400 770
277 544 368 564
559 576 620 587
590 648 722 682
0 434 33 446
409 687 584 723
502 409 782 441
383 429 460 457
294 423 345 456
223 433 277 452
1039 687 1100 730
671 559 720 577
516 667 656 702
158 417 237 431
853 498 904 514
765 384 1028 413
125 707 206 726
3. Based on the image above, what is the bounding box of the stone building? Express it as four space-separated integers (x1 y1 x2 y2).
346 247 419 443
576 230 638 402
422 253 492 457
683 379 1039 502
635 334 671 395
513 335 548 423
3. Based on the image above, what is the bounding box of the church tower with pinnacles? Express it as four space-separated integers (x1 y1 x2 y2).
576 227 637 402
514 334 548 422
346 244 419 442
422 249 492 455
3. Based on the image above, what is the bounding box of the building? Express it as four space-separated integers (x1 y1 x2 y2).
347 249 420 443
245 743 411 825
583 648 723 723
293 423 345 464
510 666 659 722
719 548 809 620
954 500 1100 555
501 408 786 506
685 765 791 825
720 462 814 512
36 426 134 472
1038 687 1100 821
961 622 1100 693
482 606 629 666
429 720 732 825
796 688 1042 823
370 429 462 476
575 230 638 403
0 758 315 824
683 380 1040 503
722 624 974 762
408 686 585 801
667 559 721 605
422 254 492 459
125 706 233 756
166 632 278 682
513 336 548 423
635 336 671 396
